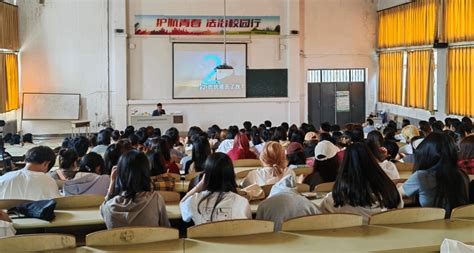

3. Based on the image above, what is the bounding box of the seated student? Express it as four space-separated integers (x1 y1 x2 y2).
184 135 211 174
0 138 14 173
459 135 474 175
363 118 376 133
272 126 289 148
63 152 110 196
241 141 296 187
103 142 125 175
399 125 420 154
303 140 339 191
216 126 239 153
147 150 176 191
227 133 258 161
180 153 251 225
318 143 403 223
165 127 186 161
256 174 319 231
0 210 15 237
48 149 79 180
254 128 272 156
399 136 424 163
155 136 180 174
366 131 400 180
303 131 318 158
462 116 473 134
69 136 90 159
91 129 111 156
101 150 170 229
286 142 306 167
399 132 469 216
0 146 60 200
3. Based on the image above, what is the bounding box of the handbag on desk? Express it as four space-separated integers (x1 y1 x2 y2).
7 199 56 221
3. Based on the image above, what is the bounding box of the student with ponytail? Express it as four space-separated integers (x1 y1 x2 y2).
48 149 79 180
241 141 295 187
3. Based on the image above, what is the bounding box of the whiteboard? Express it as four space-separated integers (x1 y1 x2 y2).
22 93 80 120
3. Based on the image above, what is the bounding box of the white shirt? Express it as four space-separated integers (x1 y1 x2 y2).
0 220 15 237
318 192 404 224
379 160 400 180
216 139 234 154
0 168 60 200
180 190 251 225
241 167 296 187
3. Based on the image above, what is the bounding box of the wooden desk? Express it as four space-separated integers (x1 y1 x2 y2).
399 171 412 180
79 239 184 252
184 220 474 252
71 121 91 137
13 207 103 230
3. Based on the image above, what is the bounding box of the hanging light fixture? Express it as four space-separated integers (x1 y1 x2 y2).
215 0 234 71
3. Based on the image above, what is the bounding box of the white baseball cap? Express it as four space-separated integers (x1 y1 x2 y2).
314 140 340 161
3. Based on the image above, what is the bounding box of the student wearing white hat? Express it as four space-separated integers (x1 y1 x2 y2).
303 140 340 191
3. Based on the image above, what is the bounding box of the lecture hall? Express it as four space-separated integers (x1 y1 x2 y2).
0 0 473 252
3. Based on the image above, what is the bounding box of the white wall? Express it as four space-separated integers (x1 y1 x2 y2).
13 0 386 134
17 0 109 134
125 0 300 131
302 0 379 119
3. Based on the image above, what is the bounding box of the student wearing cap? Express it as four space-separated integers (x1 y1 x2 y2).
303 140 340 191
303 131 318 158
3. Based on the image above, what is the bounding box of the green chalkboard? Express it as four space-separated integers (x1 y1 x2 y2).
246 69 288 97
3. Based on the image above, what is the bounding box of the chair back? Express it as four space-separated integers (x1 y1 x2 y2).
0 199 33 210
86 227 179 246
282 214 363 231
54 194 104 209
313 182 335 193
451 204 474 219
232 159 262 167
187 219 274 239
0 234 75 251
157 191 181 203
368 207 446 225
292 166 313 176
395 162 414 172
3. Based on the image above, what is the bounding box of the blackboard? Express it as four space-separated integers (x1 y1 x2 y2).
246 69 288 97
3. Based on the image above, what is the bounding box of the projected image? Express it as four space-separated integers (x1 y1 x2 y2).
173 43 247 98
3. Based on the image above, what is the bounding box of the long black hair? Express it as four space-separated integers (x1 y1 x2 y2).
110 150 152 201
414 132 469 214
147 149 167 176
366 130 385 162
197 153 237 222
332 143 401 209
191 135 211 173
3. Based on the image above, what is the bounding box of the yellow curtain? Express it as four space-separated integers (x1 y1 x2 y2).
0 53 18 113
406 50 434 110
378 0 438 48
447 47 474 117
5 53 19 111
0 3 20 50
0 54 7 113
379 52 403 105
443 0 474 43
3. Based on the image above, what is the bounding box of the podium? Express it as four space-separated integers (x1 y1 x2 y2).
130 114 183 130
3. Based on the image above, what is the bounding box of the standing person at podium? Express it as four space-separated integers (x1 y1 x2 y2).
152 103 166 116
